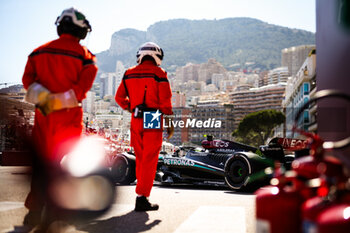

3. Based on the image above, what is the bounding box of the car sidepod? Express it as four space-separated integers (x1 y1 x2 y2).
157 154 226 184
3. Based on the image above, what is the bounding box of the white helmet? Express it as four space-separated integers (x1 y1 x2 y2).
136 42 164 66
55 7 91 32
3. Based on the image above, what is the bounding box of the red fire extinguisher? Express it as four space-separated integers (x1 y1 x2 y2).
302 184 350 233
317 201 350 233
256 120 327 233
301 177 332 233
301 161 350 233
256 174 308 233
300 90 350 233
256 90 350 233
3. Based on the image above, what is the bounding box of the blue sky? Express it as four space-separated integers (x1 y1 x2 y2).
0 0 315 85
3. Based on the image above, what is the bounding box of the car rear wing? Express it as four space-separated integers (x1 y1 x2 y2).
201 139 257 152
268 137 309 151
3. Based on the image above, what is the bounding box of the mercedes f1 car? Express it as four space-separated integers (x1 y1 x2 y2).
110 136 308 191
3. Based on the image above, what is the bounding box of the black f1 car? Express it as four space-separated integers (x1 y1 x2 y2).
110 136 308 191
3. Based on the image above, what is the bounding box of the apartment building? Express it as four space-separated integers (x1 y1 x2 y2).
172 91 186 108
267 67 289 85
175 63 200 82
82 91 96 114
283 49 316 137
230 83 286 128
99 60 126 98
282 45 316 76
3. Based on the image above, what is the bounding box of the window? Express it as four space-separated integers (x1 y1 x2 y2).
300 86 303 97
304 110 309 123
304 83 309 95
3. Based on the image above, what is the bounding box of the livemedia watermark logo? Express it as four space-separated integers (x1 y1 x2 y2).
143 111 222 129
143 110 162 129
163 117 222 128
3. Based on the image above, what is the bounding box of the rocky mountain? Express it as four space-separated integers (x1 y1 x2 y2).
96 17 315 73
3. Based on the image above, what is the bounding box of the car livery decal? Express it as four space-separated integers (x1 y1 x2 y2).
164 158 195 166
193 160 224 172
193 164 217 172
163 158 224 172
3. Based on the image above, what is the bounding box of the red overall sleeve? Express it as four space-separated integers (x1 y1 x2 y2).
71 50 98 101
22 57 36 90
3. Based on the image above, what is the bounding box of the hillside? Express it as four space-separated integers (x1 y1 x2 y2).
96 17 315 72
0 84 23 93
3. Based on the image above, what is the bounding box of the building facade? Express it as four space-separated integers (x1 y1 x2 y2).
82 91 96 114
230 83 287 129
283 49 316 137
198 58 227 84
172 91 186 108
282 45 316 76
267 67 289 85
175 63 200 82
99 60 126 98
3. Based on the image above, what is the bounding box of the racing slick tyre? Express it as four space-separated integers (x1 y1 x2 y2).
111 155 136 185
284 154 295 170
224 153 251 190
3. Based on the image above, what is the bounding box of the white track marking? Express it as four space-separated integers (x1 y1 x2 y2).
174 206 246 233
0 202 24 212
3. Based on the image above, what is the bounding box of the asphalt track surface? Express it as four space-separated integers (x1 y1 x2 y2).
0 167 256 233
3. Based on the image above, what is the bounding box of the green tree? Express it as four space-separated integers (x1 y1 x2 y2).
232 109 285 147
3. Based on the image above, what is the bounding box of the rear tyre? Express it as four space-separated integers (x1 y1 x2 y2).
111 155 136 185
224 154 251 190
284 155 295 170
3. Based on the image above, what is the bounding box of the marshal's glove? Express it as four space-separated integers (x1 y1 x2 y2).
36 89 79 116
25 82 50 105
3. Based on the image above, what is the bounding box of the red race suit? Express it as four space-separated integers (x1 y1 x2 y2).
22 34 98 210
115 60 172 197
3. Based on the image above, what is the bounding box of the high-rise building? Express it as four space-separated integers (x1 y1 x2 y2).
175 63 200 82
283 49 316 137
267 67 289 85
99 61 126 98
82 91 96 114
100 72 116 97
172 80 206 97
115 60 125 77
172 91 186 108
230 83 286 129
198 58 227 84
258 71 269 87
175 59 227 85
282 45 316 76
211 73 225 89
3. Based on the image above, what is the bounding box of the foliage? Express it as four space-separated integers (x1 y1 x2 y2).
232 109 285 147
97 18 315 73
103 95 114 102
